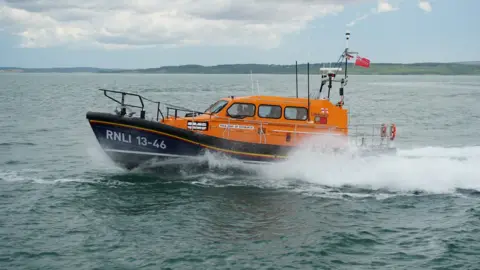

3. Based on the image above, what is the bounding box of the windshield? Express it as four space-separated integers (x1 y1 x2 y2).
204 100 228 114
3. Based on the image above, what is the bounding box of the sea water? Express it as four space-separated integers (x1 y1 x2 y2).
1 73 479 269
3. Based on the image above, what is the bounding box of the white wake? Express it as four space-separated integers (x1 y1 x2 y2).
260 135 480 194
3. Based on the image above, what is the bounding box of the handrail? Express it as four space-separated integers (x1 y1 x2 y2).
99 88 159 120
100 88 145 109
166 105 210 119
98 88 205 121
99 88 216 122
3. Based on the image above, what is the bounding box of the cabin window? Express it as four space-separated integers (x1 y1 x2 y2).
227 103 256 118
258 105 282 119
284 106 308 120
205 100 228 114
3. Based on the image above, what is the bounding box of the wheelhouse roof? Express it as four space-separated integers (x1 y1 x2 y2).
221 95 326 106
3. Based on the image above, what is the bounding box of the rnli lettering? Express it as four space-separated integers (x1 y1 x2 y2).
106 129 131 143
219 124 254 130
105 129 167 149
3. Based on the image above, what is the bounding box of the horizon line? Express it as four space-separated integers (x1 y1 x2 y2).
2 60 479 70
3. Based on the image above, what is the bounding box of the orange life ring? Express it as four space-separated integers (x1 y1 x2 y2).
390 124 396 140
380 124 387 138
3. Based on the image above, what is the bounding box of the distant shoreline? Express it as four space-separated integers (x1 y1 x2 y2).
2 62 480 75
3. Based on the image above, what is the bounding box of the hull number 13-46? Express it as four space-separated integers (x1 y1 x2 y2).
106 130 167 149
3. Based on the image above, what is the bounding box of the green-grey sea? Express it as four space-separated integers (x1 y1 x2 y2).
1 73 480 269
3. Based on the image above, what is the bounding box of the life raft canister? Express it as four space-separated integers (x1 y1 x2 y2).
389 124 396 141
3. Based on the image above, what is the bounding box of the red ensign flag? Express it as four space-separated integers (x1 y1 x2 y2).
355 56 370 68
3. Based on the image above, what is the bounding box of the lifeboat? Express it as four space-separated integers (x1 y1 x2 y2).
86 32 398 170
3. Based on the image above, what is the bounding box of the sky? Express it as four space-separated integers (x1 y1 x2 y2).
0 0 478 68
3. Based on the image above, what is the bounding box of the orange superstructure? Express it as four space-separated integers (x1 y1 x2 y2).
161 94 349 147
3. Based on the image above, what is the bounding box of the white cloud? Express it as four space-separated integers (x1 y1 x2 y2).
376 0 398 13
418 1 432 12
0 0 354 49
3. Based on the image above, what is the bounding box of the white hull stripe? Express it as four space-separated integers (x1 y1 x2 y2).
103 149 275 164
104 149 189 158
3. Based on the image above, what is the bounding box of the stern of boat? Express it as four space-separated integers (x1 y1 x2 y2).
348 123 398 156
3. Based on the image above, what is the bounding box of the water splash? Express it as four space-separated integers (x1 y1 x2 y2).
260 135 480 194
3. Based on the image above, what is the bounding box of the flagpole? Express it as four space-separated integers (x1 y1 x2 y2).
345 30 350 81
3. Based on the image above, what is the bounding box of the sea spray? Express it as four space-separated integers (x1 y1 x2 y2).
260 138 480 194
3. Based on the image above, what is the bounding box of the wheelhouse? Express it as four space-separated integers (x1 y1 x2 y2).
190 96 346 127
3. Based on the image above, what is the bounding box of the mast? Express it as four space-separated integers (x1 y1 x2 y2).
295 61 298 98
315 31 355 102
341 30 349 105
307 62 310 121
345 30 349 79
